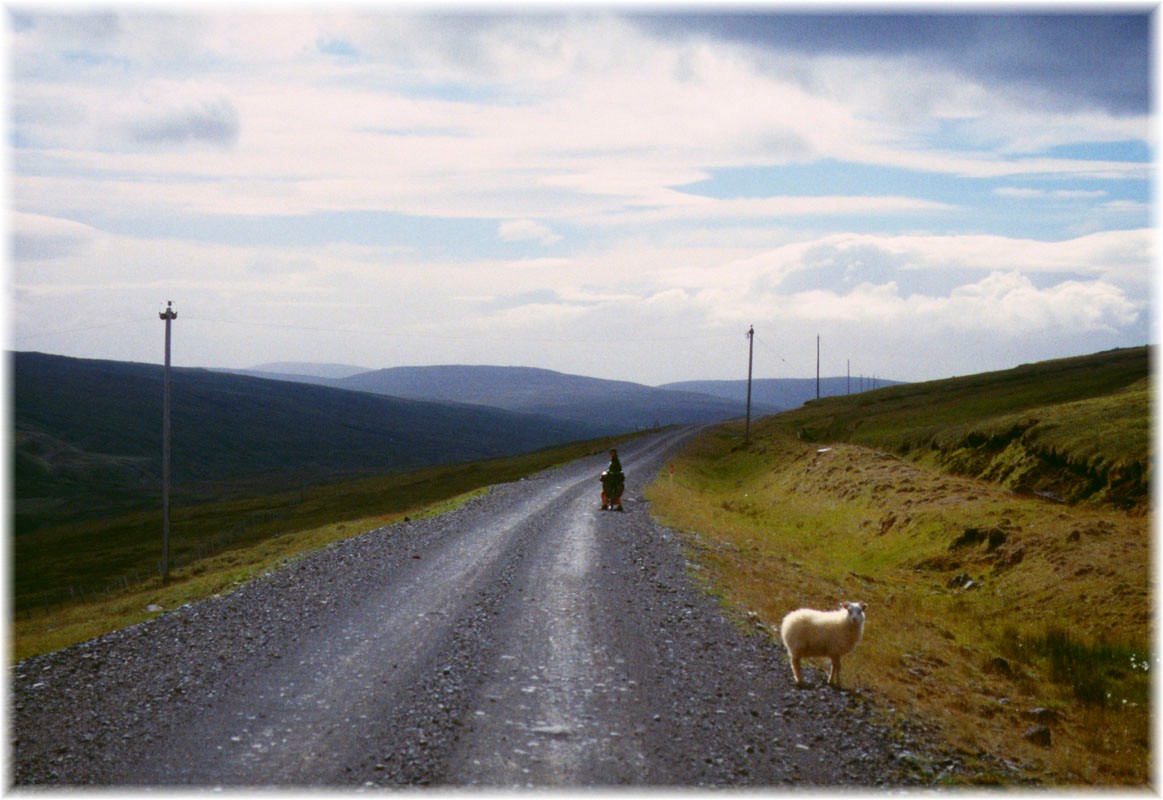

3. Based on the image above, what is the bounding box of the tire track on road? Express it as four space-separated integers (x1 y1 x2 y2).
447 479 645 785
117 453 607 786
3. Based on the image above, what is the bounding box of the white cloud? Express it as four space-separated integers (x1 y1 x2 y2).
11 212 100 261
900 230 1153 285
8 11 1151 383
497 219 561 245
994 187 1109 199
9 221 1149 382
884 271 1140 340
760 229 1153 287
582 194 955 228
118 91 240 150
587 228 1152 359
12 11 1151 230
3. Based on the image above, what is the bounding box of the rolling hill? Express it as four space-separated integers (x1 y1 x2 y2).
245 361 371 379
326 365 772 430
230 363 867 419
12 352 608 534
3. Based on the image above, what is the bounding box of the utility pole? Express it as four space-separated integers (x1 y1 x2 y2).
816 334 820 399
159 300 176 580
745 325 754 444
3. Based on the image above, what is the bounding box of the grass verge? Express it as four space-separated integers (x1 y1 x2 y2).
647 423 1150 786
10 489 478 663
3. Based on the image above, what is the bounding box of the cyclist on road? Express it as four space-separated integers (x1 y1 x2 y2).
600 448 625 512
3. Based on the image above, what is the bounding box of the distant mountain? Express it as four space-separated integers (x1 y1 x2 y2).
660 376 905 412
247 361 371 380
331 365 768 431
219 361 892 422
12 352 608 534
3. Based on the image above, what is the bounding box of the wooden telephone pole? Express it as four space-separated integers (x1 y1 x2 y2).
745 325 754 444
160 301 176 580
816 334 821 399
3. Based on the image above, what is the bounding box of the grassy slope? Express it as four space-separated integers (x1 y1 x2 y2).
13 351 605 534
646 348 1151 786
785 346 1150 507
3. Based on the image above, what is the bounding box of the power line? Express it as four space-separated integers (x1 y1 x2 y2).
12 319 147 343
752 334 793 371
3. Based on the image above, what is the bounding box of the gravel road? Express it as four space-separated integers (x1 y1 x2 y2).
11 427 954 788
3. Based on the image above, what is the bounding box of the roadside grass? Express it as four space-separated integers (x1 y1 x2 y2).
12 434 636 663
10 490 480 663
647 424 1150 786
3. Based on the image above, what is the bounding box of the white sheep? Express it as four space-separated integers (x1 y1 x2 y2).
779 601 867 687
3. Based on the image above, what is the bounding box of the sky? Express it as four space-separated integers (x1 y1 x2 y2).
7 6 1155 385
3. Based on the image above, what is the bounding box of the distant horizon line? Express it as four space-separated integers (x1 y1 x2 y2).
11 346 912 387
14 343 1153 389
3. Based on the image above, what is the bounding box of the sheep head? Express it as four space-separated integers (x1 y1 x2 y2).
840 601 867 625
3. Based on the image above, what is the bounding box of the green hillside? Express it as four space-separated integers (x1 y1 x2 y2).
647 346 1152 785
770 346 1150 508
12 351 605 535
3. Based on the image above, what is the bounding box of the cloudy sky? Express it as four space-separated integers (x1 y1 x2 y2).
8 7 1154 384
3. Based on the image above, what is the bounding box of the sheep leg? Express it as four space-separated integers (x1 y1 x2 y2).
790 655 804 686
828 656 841 686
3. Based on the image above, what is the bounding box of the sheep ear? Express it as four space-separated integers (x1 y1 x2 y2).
859 602 868 611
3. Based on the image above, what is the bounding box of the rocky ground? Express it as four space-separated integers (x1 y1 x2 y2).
10 428 960 788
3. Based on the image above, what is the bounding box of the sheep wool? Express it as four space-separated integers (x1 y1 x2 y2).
779 601 867 687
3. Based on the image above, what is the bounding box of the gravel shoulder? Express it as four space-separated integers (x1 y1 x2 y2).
10 427 952 788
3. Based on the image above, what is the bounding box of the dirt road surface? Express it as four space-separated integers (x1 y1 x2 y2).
11 427 950 788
